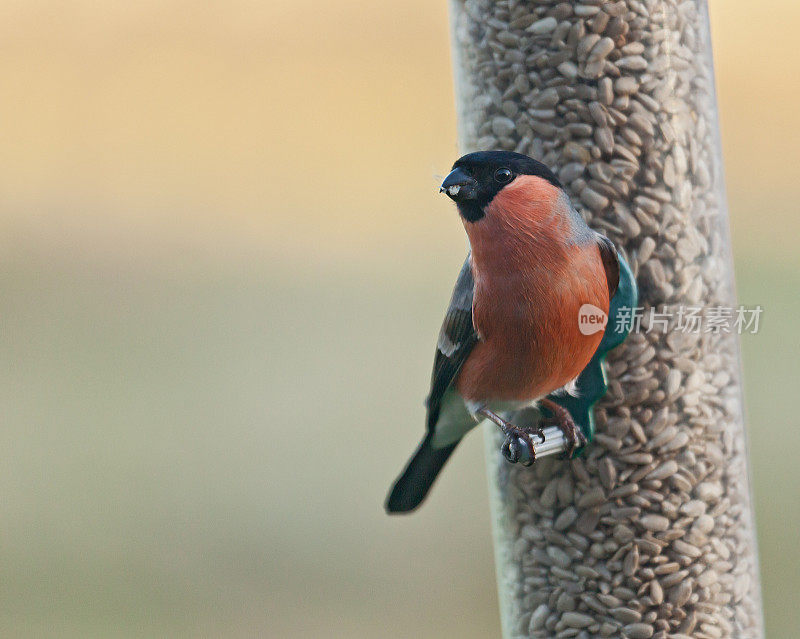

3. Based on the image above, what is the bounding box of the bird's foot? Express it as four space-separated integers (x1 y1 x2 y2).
477 407 544 466
500 424 546 466
539 398 587 459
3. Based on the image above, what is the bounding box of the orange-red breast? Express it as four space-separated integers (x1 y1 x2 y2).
386 151 619 514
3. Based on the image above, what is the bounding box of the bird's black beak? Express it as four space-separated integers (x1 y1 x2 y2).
440 167 478 201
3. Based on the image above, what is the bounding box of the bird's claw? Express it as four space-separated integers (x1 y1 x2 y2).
478 407 545 467
541 402 587 459
500 426 543 466
565 428 588 459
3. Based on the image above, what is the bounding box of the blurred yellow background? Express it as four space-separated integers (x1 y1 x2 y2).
1 1 798 637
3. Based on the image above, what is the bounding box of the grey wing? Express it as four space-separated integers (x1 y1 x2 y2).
425 255 479 432
596 233 620 298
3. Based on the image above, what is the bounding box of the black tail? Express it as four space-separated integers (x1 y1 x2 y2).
385 433 458 514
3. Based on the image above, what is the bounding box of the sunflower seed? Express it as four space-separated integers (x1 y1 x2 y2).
562 611 595 628
527 17 559 35
624 622 655 638
640 514 670 532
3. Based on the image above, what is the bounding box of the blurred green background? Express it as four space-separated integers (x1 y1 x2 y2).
1 1 798 637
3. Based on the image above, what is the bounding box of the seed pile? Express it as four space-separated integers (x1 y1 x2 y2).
450 0 763 637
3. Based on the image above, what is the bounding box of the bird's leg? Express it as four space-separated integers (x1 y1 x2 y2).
477 407 545 467
538 398 587 459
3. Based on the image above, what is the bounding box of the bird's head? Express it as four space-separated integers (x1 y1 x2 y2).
440 151 563 223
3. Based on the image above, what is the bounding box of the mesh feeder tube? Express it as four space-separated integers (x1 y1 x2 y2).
448 1 764 638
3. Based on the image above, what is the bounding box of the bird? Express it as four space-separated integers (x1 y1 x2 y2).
385 150 620 514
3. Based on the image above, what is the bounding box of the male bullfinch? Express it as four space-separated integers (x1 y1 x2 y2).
385 151 620 514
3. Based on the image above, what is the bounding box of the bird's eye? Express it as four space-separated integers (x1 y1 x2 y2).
494 168 513 183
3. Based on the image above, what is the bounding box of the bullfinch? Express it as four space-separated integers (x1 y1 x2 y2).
386 151 620 514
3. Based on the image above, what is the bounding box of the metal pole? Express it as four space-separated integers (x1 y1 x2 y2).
530 426 570 460
449 1 764 637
